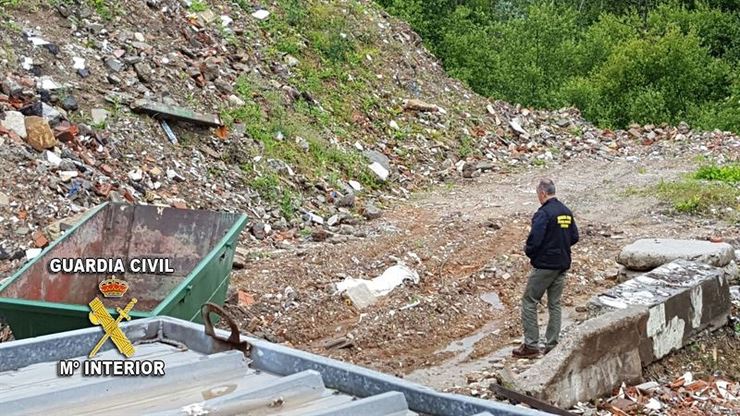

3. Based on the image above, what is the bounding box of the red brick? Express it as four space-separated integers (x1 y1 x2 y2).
32 229 49 248
237 290 255 307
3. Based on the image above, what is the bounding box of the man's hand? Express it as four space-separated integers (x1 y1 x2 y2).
525 210 548 257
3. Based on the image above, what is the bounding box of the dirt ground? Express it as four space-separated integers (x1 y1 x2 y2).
227 153 740 387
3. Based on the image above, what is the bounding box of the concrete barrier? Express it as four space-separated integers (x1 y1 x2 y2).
515 307 647 408
512 259 732 409
590 259 732 364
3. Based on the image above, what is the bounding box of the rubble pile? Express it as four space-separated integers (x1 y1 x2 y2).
0 0 738 278
592 373 740 415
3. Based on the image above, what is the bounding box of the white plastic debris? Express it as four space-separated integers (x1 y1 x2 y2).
252 9 270 20
645 398 662 410
336 264 420 298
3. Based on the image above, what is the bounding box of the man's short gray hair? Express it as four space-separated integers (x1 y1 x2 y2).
537 178 556 195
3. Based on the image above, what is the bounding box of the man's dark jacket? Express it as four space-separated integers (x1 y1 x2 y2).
525 197 579 270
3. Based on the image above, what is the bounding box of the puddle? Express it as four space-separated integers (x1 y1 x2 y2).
441 321 499 354
480 292 503 310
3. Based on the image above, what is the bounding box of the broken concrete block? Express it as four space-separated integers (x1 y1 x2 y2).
590 259 731 364
345 282 377 309
515 306 647 409
617 239 735 271
520 259 732 409
1 111 27 138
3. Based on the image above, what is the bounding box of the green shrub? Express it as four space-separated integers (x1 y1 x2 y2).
377 0 740 133
694 163 740 182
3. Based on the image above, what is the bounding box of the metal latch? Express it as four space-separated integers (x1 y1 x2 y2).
201 302 251 357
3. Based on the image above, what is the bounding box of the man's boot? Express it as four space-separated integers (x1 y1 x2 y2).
512 343 540 358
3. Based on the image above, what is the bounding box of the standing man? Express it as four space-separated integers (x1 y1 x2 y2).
513 178 579 358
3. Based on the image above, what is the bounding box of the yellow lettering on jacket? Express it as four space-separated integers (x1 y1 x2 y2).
557 215 572 229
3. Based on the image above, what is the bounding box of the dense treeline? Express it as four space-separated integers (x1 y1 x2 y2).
376 0 740 132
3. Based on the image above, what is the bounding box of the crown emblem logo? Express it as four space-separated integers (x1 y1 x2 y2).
99 276 129 298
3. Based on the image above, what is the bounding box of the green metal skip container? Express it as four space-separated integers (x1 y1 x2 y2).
0 202 248 339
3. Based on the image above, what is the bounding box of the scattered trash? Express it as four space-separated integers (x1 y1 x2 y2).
335 264 420 310
600 373 739 414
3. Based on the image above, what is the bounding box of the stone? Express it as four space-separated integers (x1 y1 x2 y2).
228 94 245 107
284 54 299 67
363 202 382 220
41 103 63 124
617 239 735 271
368 162 389 181
198 9 217 24
251 222 269 240
105 57 125 72
61 96 79 111
2 78 23 97
348 180 362 191
91 108 109 125
311 228 330 242
327 214 339 227
58 170 78 182
403 99 438 112
476 161 495 172
2 111 27 138
389 120 400 130
44 150 62 168
336 193 355 208
134 62 153 83
252 9 270 20
24 116 56 151
100 164 114 176
128 168 143 182
462 162 478 178
628 128 642 139
363 149 390 170
37 76 62 91
0 192 9 206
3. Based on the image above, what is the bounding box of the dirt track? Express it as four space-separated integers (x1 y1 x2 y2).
228 154 738 386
